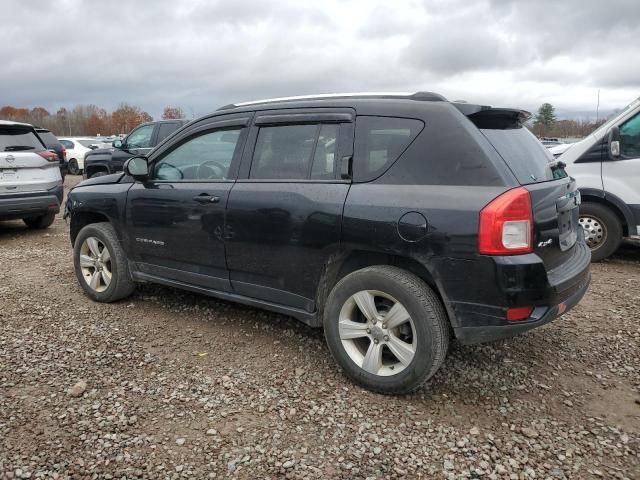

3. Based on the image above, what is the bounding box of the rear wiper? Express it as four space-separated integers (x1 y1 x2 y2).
4 145 35 152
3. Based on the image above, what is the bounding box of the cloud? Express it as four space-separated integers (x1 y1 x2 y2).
0 0 638 120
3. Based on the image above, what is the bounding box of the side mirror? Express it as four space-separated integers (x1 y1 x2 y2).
124 156 149 180
112 139 123 149
608 126 621 159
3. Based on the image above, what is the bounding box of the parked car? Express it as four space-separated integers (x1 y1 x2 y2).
555 96 640 261
540 137 564 148
59 137 107 175
35 127 67 180
1 120 63 228
65 92 590 394
83 120 187 178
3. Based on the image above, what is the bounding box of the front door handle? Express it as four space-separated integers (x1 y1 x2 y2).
193 194 220 204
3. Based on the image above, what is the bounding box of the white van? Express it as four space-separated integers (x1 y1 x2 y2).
552 97 640 261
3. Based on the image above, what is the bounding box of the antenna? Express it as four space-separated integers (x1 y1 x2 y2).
595 89 600 122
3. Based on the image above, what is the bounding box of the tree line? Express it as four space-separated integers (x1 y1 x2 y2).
0 104 186 137
530 102 608 138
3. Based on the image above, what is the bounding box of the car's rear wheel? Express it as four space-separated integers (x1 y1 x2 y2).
579 202 622 262
23 212 55 229
68 159 80 175
323 266 449 394
73 222 135 302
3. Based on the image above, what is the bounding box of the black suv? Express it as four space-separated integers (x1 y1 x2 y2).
83 119 187 178
65 93 590 394
35 127 67 179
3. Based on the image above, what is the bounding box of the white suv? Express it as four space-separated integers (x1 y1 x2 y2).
0 120 63 229
554 97 640 261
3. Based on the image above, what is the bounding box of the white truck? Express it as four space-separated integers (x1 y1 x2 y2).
551 97 640 261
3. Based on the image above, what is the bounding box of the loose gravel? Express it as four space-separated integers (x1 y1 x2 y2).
0 176 638 479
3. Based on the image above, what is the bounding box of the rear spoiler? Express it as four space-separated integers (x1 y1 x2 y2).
453 103 531 129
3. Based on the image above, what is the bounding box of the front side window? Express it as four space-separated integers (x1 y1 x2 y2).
126 125 154 149
354 116 424 182
154 128 242 181
619 113 640 158
250 124 339 180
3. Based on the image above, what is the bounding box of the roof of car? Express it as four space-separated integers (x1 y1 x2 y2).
0 119 34 127
217 91 448 111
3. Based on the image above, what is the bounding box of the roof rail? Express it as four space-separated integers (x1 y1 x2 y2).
217 91 447 110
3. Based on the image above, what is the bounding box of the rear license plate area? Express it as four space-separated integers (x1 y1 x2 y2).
556 191 581 251
1 169 17 180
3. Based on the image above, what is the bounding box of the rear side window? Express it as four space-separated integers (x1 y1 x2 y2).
480 127 566 184
354 116 424 182
250 124 339 180
60 140 74 149
36 131 59 148
0 126 45 152
157 122 181 143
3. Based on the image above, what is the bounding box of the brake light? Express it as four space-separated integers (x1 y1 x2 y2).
478 187 533 255
38 150 58 162
506 306 534 321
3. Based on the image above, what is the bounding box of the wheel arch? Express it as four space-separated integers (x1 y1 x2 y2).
70 211 110 246
580 188 633 236
315 249 454 328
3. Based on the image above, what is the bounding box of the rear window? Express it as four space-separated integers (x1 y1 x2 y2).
480 127 567 184
354 116 424 182
0 126 46 152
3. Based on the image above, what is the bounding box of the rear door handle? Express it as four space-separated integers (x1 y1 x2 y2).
193 194 220 204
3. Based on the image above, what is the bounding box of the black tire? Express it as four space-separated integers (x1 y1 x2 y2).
23 212 55 229
73 222 136 302
323 265 450 395
580 202 622 262
68 159 80 175
90 171 108 179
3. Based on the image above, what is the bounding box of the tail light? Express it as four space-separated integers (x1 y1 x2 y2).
38 150 59 163
479 187 533 255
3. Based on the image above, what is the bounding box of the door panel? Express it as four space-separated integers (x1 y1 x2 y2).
602 112 640 205
126 182 232 291
225 182 349 310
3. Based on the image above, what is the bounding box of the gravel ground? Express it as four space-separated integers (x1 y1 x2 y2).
0 176 638 479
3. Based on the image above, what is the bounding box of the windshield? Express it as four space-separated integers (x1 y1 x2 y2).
78 139 97 147
0 126 46 152
589 97 640 140
481 127 567 185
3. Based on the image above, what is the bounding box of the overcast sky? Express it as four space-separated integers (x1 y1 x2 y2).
1 0 639 119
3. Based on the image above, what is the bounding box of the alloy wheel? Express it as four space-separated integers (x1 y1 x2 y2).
79 236 112 292
338 290 416 376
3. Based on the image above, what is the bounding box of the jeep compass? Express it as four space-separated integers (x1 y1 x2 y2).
65 92 591 394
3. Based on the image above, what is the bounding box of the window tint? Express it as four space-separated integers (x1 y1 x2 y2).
0 126 45 151
619 113 640 158
78 139 96 147
250 124 318 179
154 128 242 181
60 140 74 149
481 127 566 184
37 131 59 147
126 125 154 149
311 124 339 179
157 122 181 143
354 116 424 181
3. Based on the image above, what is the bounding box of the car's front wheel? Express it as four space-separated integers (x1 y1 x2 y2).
73 222 135 302
579 202 622 261
323 266 449 394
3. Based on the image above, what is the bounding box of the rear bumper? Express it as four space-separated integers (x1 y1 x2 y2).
441 240 592 344
0 185 63 220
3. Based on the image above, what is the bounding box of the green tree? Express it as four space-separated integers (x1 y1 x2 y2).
534 103 556 135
